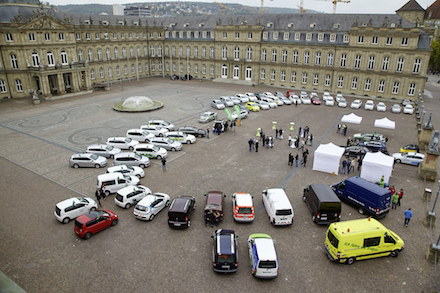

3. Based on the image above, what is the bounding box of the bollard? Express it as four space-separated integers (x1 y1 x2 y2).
290 122 295 131
424 211 436 227
426 244 440 263
423 188 432 201
272 121 277 130
256 128 261 137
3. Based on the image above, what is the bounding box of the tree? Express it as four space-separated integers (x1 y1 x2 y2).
429 40 440 71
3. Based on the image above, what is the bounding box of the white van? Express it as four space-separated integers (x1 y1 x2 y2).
97 173 139 196
262 188 294 226
247 233 279 279
54 197 98 224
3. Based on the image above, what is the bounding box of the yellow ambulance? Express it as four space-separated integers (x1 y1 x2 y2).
324 218 404 265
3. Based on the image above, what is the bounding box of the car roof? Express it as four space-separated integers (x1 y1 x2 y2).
254 238 277 260
217 230 235 255
169 196 193 211
235 193 253 206
206 191 223 206
117 186 143 196
71 153 93 158
57 197 82 208
114 152 137 158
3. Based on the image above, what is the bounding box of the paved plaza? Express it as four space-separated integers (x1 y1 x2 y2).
1 76 440 292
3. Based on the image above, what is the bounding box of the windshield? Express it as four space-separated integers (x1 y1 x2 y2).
135 204 147 212
123 175 131 181
260 102 268 105
165 138 174 144
238 207 252 214
276 209 292 216
162 121 170 126
259 261 277 269
105 145 114 151
152 145 160 151
327 230 339 248
125 138 132 143
217 254 235 263
126 166 134 171
89 154 98 160
133 154 142 160
141 130 150 136
340 98 346 103
201 114 209 118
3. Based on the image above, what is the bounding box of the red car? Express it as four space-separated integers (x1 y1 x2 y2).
311 96 321 105
204 191 226 226
74 210 118 240
286 90 295 97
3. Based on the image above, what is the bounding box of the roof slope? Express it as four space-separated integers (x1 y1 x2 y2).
396 0 425 12
425 0 440 19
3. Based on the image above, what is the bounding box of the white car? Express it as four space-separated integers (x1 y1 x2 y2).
211 99 225 110
300 96 311 104
281 97 292 105
323 92 331 98
140 125 170 137
393 152 425 166
107 137 139 150
289 95 301 104
300 91 308 99
115 185 152 209
274 91 285 98
69 153 108 168
266 98 278 108
220 96 234 107
336 94 344 102
376 102 387 112
264 92 275 98
113 152 150 168
235 94 249 103
325 97 335 106
149 137 182 151
147 120 175 131
272 97 284 106
230 96 241 105
322 95 333 102
133 144 168 160
231 109 249 120
86 144 121 159
198 111 218 123
55 197 98 223
351 99 362 109
364 100 375 110
403 104 414 114
165 131 196 144
310 92 319 99
391 104 402 113
133 193 171 220
338 98 348 108
126 129 156 143
245 93 257 102
107 165 145 178
256 100 270 110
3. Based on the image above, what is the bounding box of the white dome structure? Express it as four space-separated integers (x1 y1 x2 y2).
121 96 154 109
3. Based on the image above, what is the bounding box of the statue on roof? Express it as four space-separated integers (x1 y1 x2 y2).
216 17 221 25
382 17 388 27
241 17 246 25
352 17 359 27
368 18 372 27
398 18 402 27
89 17 93 25
229 17 233 25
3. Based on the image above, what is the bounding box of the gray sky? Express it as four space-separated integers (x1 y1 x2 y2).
48 0 435 14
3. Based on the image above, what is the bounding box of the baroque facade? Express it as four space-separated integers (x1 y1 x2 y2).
0 0 431 101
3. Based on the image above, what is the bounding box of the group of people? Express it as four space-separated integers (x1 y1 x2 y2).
340 156 363 174
288 149 309 167
337 123 348 136
95 186 106 207
389 185 413 227
204 210 221 227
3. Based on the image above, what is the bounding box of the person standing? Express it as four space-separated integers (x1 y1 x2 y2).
295 153 299 167
288 134 292 146
343 125 347 136
270 136 274 148
347 159 352 174
248 138 253 151
346 138 351 147
260 129 263 141
392 193 398 209
255 140 259 152
404 208 413 227
95 188 102 207
288 153 293 166
161 158 167 171
298 126 302 137
337 123 341 133
266 137 270 149
275 128 278 139
379 175 385 188
350 158 356 173
309 134 313 146
357 155 363 171
207 128 210 139
385 137 388 145
389 186 396 197
299 139 305 151
252 138 256 149
295 100 298 107
397 189 404 206
341 159 347 174
279 129 283 140
302 150 308 167
262 133 266 146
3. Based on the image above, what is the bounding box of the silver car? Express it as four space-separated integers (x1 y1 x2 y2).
391 104 402 113
211 99 225 110
69 153 108 168
113 152 150 168
126 129 156 143
149 137 182 151
86 144 121 158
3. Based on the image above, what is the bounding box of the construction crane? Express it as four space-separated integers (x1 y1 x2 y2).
298 0 306 14
315 0 350 14
215 2 226 15
260 0 274 15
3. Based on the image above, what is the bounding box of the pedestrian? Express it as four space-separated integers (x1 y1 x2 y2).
341 159 347 174
248 138 253 151
302 151 308 167
270 136 274 148
343 125 347 136
205 210 214 227
95 188 102 207
252 138 256 149
337 123 341 133
255 140 259 152
260 129 263 140
305 126 309 136
379 175 385 188
217 124 221 135
298 126 302 137
288 153 293 166
295 138 299 148
397 189 403 206
309 134 313 146
404 208 413 227
389 186 396 196
358 155 363 171
295 100 298 107
161 157 167 171
385 137 388 145
299 139 305 151
279 129 283 140
346 138 351 147
392 192 398 209
295 153 299 167
350 158 356 173
265 137 270 148
262 133 266 146
275 128 278 139
207 128 210 139
347 158 352 174
288 135 292 146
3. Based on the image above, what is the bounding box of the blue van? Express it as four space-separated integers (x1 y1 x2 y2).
331 176 391 218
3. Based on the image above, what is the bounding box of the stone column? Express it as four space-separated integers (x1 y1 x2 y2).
418 130 439 181
84 70 92 90
40 75 52 99
56 73 66 95
70 71 80 93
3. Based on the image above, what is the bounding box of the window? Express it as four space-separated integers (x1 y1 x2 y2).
202 47 206 58
235 32 239 39
5 33 13 42
97 49 102 61
116 65 120 76
261 49 267 62
128 47 133 58
313 73 319 85
88 49 93 61
223 32 227 39
351 77 358 89
281 70 286 82
260 69 265 80
306 33 312 41
10 54 18 69
271 50 277 62
358 36 364 44
292 51 298 64
121 32 125 39
325 75 331 86
194 46 198 58
378 80 385 92
408 83 416 96
234 47 239 61
138 62 142 73
284 32 289 40
371 36 378 44
304 52 309 65
396 57 404 72
291 71 296 83
413 58 422 74
128 32 132 39
337 76 344 88
302 72 308 84
386 37 393 45
222 46 227 60
31 52 40 67
263 32 268 40
365 79 371 91
364 237 380 247
211 31 215 39
340 54 346 68
318 33 323 42
246 48 252 61
202 64 206 74
343 34 349 43
99 68 104 78
392 81 400 94
315 52 321 66
113 32 117 39
158 45 162 57
210 65 214 75
122 47 127 58
108 66 112 77
137 46 141 57
160 61 164 71
179 31 183 38
194 64 198 73
172 46 176 57
91 69 95 80
186 31 191 38
194 31 198 39
132 64 135 74
179 46 183 57
382 56 390 71
29 33 36 41
327 53 333 66
86 33 90 40
47 52 54 67
368 56 375 70
273 32 278 40
330 34 336 42
248 32 253 39
401 37 409 46
282 51 287 63
165 62 168 72
15 79 22 92
180 63 183 73
136 33 139 39
95 32 99 40
114 48 119 59
78 50 83 62
45 33 51 41
354 55 361 69
150 45 155 57
270 70 275 81
0 80 7 93
61 50 68 65
151 61 155 72
295 33 301 40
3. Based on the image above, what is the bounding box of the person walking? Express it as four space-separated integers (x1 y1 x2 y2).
397 189 404 206
309 134 313 146
207 128 210 139
95 188 102 207
288 153 293 166
346 159 352 174
265 137 270 149
302 150 308 167
298 126 302 137
288 135 292 146
275 128 278 139
255 140 259 152
161 158 167 171
295 100 298 107
270 136 274 148
305 126 309 137
279 129 283 140
392 192 398 209
404 208 413 227
337 123 341 133
262 133 266 146
343 125 347 136
248 138 253 151
295 153 299 167
260 129 263 141
341 159 347 174
298 139 305 151
252 138 256 149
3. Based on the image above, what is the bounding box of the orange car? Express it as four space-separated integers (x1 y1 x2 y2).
232 192 254 222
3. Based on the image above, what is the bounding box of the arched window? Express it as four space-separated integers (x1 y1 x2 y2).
31 52 40 67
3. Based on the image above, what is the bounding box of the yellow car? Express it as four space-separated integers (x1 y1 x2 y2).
246 102 260 112
400 144 420 153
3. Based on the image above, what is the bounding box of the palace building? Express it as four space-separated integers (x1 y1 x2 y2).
0 0 432 101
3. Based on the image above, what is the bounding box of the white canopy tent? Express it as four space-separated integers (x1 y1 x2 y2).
312 143 346 175
374 117 396 129
360 152 394 184
341 113 363 124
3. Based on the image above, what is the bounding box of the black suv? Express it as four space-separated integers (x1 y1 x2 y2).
167 196 196 228
177 126 206 138
211 229 238 273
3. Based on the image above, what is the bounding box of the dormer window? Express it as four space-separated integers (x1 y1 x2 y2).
183 23 189 28
267 22 273 28
288 22 294 28
84 20 90 25
310 23 316 28
199 23 204 27
333 23 339 28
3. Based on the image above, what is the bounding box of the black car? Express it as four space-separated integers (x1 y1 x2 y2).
344 146 369 157
180 74 193 81
360 141 388 153
177 126 206 138
167 196 196 228
211 229 238 273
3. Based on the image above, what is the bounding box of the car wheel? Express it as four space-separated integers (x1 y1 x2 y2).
198 134 202 138
346 257 355 265
159 133 163 137
139 164 145 168
145 139 150 143
166 200 170 206
125 203 131 209
150 213 155 220
156 155 162 160
302 196 306 202
390 250 399 257
105 190 110 197
84 232 92 240
95 164 100 168
90 207 96 211
62 217 70 224
358 207 364 215
396 159 401 164
171 147 176 152
187 220 191 227
129 146 134 151
73 164 79 169
186 140 191 144
110 155 114 159
136 174 141 178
